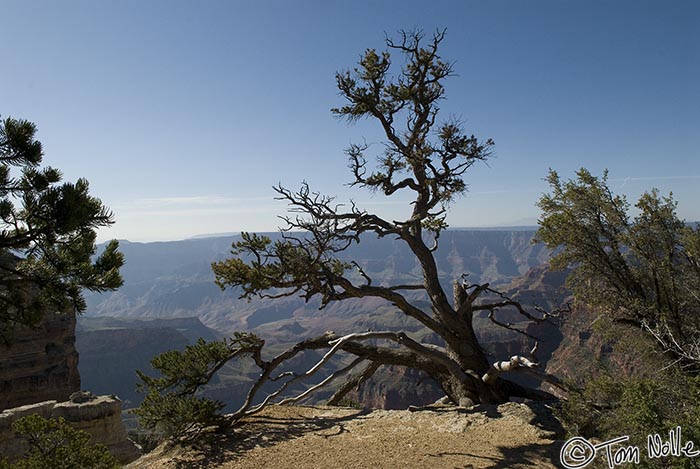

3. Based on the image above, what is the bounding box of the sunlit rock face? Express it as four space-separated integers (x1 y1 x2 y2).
0 394 141 464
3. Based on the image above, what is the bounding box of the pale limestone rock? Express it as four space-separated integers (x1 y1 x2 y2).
0 394 140 464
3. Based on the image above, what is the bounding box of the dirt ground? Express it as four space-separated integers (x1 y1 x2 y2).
127 402 565 469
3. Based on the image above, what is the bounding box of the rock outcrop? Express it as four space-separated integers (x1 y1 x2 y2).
0 313 140 464
0 394 140 464
0 312 80 411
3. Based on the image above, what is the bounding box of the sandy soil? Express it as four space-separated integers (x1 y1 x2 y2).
127 402 565 469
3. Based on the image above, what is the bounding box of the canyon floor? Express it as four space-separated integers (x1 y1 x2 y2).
127 401 565 469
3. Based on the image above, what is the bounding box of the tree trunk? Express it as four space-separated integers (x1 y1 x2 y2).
427 281 501 405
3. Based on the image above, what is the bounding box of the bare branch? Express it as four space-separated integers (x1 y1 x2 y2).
387 284 426 291
472 286 558 324
642 320 700 372
278 357 366 405
530 341 539 362
328 360 381 406
351 261 372 286
226 332 337 423
486 309 541 341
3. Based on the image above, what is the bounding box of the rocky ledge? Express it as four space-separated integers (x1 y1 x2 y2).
129 401 565 468
0 393 140 464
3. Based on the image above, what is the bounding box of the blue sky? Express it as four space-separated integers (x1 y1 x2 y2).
1 1 698 242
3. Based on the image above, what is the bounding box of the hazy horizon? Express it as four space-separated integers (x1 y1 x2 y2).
111 223 543 244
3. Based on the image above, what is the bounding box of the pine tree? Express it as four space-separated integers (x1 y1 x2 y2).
0 116 123 340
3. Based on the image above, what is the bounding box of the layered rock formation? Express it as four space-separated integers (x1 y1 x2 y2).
84 230 548 332
0 394 140 464
0 313 140 463
0 312 80 411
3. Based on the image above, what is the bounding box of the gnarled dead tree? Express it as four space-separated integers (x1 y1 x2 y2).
136 30 565 441
211 29 564 409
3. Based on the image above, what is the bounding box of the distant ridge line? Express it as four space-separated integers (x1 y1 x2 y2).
186 226 540 241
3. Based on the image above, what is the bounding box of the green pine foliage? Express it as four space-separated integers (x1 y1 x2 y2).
0 116 124 339
538 168 700 468
537 168 700 373
133 390 225 443
0 414 119 469
134 334 262 441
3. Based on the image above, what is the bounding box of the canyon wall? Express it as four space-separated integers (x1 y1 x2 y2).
0 314 140 463
0 312 80 411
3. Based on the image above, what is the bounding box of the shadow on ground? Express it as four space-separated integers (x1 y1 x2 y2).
419 400 565 468
426 441 560 469
169 408 370 469
159 401 566 469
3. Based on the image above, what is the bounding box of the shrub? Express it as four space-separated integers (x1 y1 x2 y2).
0 414 118 469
